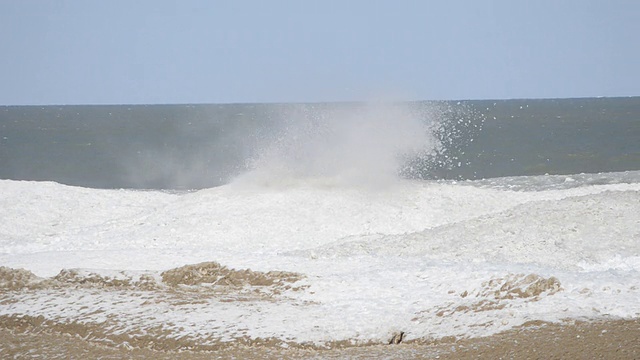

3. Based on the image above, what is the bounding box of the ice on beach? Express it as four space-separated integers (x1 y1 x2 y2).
1 171 640 347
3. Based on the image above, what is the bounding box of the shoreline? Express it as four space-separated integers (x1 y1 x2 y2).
2 318 638 359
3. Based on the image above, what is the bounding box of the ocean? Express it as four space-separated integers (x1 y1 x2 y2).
2 97 639 189
1 98 639 354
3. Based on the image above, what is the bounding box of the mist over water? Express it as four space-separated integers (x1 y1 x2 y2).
234 102 445 187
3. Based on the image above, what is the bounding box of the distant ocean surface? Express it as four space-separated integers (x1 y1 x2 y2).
1 97 640 353
2 97 639 189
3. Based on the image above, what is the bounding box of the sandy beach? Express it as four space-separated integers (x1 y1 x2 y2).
1 318 639 359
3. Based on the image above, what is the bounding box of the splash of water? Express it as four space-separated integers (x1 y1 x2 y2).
233 102 447 188
400 101 485 180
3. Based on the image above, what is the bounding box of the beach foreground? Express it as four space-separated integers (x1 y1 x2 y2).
2 177 640 357
1 318 638 359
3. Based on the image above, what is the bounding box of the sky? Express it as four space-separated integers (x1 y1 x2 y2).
1 0 639 105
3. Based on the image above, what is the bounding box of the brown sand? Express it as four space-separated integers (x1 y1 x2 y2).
2 265 638 358
1 318 638 359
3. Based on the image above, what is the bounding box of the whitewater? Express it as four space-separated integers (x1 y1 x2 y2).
1 101 639 349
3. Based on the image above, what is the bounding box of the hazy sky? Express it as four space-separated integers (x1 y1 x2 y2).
1 0 638 105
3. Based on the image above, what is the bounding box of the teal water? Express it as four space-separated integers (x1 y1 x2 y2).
1 97 639 189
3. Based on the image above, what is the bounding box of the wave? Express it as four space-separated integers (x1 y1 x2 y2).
234 101 481 188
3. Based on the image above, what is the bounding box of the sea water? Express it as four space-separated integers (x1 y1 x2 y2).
0 98 639 348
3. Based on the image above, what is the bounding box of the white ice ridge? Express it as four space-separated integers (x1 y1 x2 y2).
1 178 639 260
1 176 640 345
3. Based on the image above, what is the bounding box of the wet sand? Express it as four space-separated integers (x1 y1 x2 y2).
1 318 638 359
